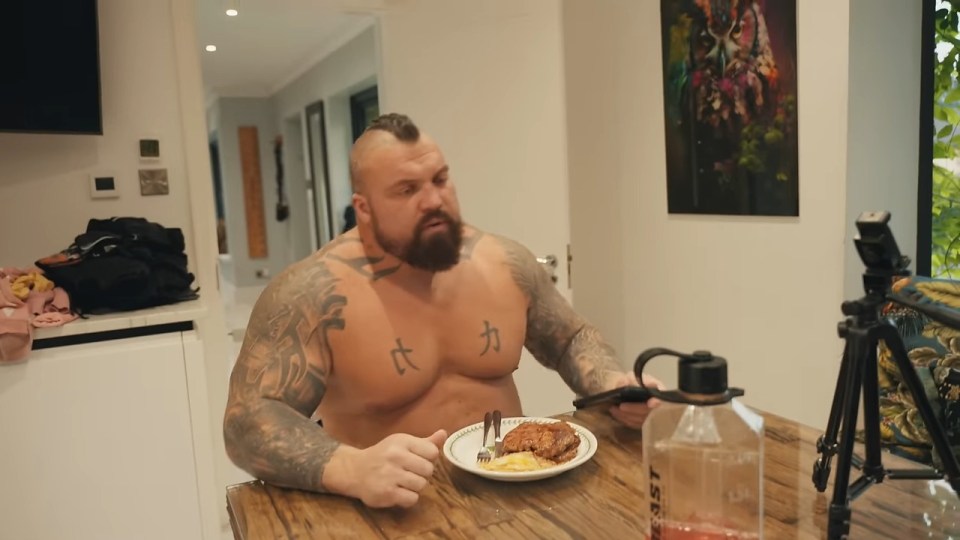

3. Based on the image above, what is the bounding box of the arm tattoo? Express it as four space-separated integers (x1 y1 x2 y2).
493 235 625 396
460 228 485 259
558 325 626 396
223 258 347 493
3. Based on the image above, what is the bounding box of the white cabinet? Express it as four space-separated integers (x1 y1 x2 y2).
0 331 206 540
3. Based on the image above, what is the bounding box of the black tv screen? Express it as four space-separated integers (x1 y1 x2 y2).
0 0 102 135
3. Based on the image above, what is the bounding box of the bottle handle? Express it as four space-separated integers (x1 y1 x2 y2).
633 347 688 389
633 347 744 405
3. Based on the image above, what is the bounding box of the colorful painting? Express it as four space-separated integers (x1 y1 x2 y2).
661 0 798 216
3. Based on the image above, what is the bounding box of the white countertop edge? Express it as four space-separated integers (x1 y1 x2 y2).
33 299 208 340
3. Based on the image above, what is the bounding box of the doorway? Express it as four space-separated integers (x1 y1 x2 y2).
305 100 334 249
281 114 312 262
350 84 380 141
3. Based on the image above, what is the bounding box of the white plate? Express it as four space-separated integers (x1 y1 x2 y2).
442 417 598 482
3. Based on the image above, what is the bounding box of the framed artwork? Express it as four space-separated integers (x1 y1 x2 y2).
138 168 169 196
661 0 799 216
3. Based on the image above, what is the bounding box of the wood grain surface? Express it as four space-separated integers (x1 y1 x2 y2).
226 408 960 539
238 125 267 260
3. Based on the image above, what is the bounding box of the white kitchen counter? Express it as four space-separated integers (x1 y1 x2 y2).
4 298 216 540
32 299 208 341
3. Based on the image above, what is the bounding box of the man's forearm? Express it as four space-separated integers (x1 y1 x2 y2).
224 399 346 493
555 324 626 396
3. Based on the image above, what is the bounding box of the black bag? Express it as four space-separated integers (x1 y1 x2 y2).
35 217 199 315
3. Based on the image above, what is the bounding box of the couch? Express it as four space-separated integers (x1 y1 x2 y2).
872 275 960 468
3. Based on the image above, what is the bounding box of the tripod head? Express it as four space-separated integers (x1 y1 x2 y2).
853 211 911 298
850 210 960 332
840 211 911 322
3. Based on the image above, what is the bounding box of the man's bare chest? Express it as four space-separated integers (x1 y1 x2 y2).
324 276 528 410
342 285 524 370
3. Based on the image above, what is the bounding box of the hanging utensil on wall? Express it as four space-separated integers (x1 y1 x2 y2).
275 134 290 222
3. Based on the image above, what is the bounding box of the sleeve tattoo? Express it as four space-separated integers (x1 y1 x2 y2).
494 235 626 396
223 259 347 493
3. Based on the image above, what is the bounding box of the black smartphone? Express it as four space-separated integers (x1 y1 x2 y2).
572 386 652 409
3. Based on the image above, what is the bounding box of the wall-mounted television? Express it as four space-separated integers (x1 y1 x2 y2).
0 0 103 135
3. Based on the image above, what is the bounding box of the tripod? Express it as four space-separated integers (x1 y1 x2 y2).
812 270 960 539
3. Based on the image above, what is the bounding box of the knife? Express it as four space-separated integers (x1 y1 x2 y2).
483 412 493 449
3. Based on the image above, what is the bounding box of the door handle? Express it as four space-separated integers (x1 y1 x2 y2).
536 255 558 284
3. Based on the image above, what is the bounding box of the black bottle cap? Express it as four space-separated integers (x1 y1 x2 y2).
679 351 728 394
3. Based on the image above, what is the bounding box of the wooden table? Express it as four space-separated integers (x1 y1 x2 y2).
226 408 960 539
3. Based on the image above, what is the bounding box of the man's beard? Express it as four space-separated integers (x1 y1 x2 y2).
372 209 463 272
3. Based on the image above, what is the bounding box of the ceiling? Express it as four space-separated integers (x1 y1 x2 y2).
195 0 373 99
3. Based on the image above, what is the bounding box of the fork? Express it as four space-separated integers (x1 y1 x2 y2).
476 411 493 463
493 410 503 459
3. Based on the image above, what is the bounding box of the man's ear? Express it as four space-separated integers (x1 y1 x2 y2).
353 194 371 224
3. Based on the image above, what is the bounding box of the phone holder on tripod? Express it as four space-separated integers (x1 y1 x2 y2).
812 211 960 540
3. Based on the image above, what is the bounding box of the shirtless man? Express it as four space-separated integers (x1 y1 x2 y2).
223 113 661 509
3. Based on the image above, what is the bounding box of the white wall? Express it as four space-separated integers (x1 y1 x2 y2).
213 97 294 287
273 25 378 237
0 0 196 270
561 1 627 362
278 114 313 260
0 0 229 536
565 0 854 429
376 0 570 244
844 0 922 298
375 0 578 417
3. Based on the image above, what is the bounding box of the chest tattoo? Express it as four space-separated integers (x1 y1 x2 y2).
390 338 419 375
480 320 501 356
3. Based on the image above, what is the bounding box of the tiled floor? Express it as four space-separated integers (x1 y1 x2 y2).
219 279 263 340
219 278 265 370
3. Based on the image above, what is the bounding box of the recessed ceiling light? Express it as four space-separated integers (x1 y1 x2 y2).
226 9 238 16
205 45 217 52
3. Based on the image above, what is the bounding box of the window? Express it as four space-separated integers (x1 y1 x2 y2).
920 0 960 278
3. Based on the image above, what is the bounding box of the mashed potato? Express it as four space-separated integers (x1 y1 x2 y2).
478 451 557 472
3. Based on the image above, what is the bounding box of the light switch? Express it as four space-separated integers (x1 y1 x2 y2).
89 173 119 199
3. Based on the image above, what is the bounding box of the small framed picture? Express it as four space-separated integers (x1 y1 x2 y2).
139 138 161 161
139 168 169 196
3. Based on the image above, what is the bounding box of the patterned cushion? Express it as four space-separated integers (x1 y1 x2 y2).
870 275 960 466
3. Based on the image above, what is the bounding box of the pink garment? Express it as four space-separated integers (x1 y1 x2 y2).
0 272 29 362
26 286 76 328
26 289 52 317
0 277 21 308
0 303 31 363
32 313 75 327
33 288 77 327
49 288 73 315
0 269 77 363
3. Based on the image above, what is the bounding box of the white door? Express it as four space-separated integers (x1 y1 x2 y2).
375 0 575 417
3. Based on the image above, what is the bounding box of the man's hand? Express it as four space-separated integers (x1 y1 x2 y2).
604 372 665 429
324 429 447 508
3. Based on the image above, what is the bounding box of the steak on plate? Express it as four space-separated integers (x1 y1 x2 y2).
502 421 580 463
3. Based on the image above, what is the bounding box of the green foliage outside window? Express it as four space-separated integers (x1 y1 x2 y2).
932 1 960 277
